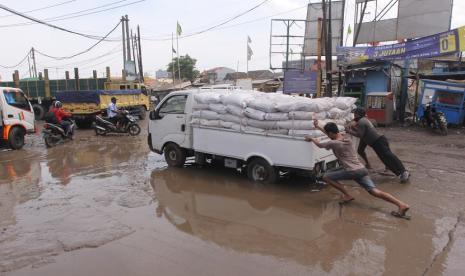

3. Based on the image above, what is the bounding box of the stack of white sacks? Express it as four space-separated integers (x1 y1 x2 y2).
190 90 357 138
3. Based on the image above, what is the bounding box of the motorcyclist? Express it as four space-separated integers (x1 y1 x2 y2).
107 97 125 128
51 101 73 135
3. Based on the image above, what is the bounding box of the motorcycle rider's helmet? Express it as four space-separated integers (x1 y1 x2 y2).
55 101 63 108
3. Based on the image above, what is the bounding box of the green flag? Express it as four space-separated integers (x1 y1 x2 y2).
347 24 352 35
177 21 182 36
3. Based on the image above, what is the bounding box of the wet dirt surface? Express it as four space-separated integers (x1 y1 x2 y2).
1 122 465 276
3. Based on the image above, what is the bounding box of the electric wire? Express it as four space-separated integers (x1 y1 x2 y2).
34 20 122 60
43 45 122 69
0 50 30 69
142 0 271 41
0 0 145 29
142 2 306 42
0 0 77 18
0 3 119 40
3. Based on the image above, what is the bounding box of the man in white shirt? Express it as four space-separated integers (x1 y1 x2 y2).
107 97 122 127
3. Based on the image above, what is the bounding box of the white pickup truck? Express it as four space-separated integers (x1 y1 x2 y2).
148 90 337 183
0 87 35 150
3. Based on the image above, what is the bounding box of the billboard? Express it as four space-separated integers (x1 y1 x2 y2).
283 70 317 94
303 1 344 56
355 0 453 44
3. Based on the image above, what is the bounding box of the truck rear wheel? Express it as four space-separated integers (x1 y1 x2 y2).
164 143 186 167
247 158 278 184
8 127 25 150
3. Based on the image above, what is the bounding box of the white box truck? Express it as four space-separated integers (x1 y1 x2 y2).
148 90 337 183
0 87 35 150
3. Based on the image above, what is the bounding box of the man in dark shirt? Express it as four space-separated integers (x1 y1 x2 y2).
305 121 410 219
347 108 410 183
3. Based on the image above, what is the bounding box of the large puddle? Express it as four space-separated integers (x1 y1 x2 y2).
1 125 465 275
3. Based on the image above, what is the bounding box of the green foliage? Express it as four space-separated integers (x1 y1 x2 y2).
167 55 200 82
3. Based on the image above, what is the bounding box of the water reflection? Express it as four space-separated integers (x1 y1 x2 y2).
0 156 41 227
150 167 377 269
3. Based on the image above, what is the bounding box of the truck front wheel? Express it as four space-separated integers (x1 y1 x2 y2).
247 158 278 184
8 127 25 150
164 143 186 167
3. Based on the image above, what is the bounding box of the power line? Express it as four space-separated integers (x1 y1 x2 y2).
35 20 122 60
0 0 77 18
42 45 122 69
0 0 145 29
0 50 30 69
142 0 272 41
0 3 118 40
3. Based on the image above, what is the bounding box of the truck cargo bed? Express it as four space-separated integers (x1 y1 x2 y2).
192 126 336 170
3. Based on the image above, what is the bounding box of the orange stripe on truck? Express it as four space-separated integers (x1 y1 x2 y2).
2 125 11 140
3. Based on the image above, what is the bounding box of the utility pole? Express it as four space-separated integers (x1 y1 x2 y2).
31 47 37 78
125 15 131 62
137 25 144 82
131 30 138 78
326 0 333 97
317 18 323 98
353 0 368 46
122 16 127 71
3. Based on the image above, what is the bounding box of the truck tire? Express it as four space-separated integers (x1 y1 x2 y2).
138 107 146 120
33 104 45 120
8 127 25 150
164 143 186 167
247 158 278 184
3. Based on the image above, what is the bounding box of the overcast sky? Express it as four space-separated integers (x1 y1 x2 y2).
1 0 464 81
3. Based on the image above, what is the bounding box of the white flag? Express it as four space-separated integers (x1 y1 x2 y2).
247 44 253 61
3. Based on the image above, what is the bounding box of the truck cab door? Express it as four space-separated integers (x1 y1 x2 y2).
149 94 188 151
1 88 35 131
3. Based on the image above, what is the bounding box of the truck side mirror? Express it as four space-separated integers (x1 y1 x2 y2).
149 109 162 120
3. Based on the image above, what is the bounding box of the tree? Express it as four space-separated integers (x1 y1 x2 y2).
167 55 200 82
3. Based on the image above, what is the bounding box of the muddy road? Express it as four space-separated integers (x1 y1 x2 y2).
1 122 465 276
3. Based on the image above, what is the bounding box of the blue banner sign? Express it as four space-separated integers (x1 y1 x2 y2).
283 70 317 94
337 26 465 65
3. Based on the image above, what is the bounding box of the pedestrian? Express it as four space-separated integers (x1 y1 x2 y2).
347 107 410 183
305 120 410 219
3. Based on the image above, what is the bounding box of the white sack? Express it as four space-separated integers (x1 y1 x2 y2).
264 112 289 121
220 120 235 129
314 111 328 120
218 114 242 124
244 107 266 120
190 118 200 125
334 97 357 110
208 103 228 114
192 110 219 120
192 103 209 110
288 129 325 138
199 119 220 127
243 126 265 133
194 92 221 104
247 98 278 113
226 105 244 117
328 107 345 119
289 111 314 120
221 92 255 107
244 118 277 130
276 120 315 130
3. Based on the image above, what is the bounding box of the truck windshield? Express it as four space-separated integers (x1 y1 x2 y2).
3 90 31 111
159 95 187 114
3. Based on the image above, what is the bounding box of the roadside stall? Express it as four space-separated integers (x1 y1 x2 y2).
416 80 465 125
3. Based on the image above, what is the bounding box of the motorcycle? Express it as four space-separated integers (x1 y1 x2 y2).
93 110 141 136
421 103 448 136
42 119 76 148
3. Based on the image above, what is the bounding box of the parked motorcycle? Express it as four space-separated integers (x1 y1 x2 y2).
93 110 141 136
421 103 448 136
42 119 76 147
